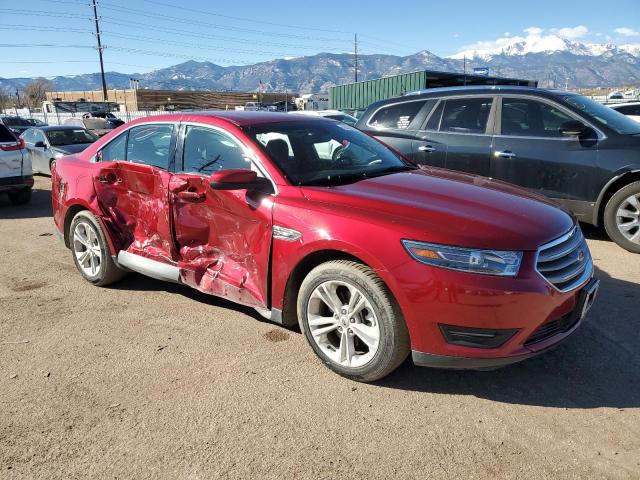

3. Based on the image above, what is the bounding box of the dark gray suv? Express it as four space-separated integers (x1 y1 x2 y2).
357 86 640 252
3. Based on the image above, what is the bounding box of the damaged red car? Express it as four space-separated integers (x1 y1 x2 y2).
52 112 599 382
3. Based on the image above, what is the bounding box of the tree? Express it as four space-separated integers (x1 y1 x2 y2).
0 89 12 113
23 78 54 109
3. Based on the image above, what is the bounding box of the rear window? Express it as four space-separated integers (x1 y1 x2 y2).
1 117 30 127
0 124 17 143
368 101 426 129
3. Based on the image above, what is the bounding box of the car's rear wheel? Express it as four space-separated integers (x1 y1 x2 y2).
8 188 31 205
298 260 409 382
69 211 126 286
604 181 640 253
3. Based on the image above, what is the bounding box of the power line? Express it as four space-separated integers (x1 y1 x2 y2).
97 3 353 44
121 0 353 35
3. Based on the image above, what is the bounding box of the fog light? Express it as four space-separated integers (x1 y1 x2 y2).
439 324 518 349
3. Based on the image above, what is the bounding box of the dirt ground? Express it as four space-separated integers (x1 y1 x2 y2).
1 176 639 479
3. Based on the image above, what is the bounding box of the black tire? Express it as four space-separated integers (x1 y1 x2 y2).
297 260 410 382
8 188 31 205
49 159 56 176
603 181 640 254
69 210 126 286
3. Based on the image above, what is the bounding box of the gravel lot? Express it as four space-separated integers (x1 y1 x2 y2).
1 176 639 479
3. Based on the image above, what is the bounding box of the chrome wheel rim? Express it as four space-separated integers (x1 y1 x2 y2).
616 194 640 244
306 280 380 368
72 221 102 277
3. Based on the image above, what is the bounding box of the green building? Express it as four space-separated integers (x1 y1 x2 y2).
329 69 536 112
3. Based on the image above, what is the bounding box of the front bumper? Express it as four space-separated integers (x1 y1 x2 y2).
0 175 33 192
410 277 599 370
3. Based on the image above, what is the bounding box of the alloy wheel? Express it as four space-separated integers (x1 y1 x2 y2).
616 193 640 244
72 221 102 277
306 280 380 368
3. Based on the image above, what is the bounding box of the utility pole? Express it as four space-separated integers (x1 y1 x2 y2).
92 0 108 101
354 33 358 83
463 56 467 86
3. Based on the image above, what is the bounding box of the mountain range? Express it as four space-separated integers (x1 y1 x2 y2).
1 37 639 95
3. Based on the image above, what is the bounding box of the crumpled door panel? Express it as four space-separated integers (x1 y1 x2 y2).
94 161 175 264
170 174 273 308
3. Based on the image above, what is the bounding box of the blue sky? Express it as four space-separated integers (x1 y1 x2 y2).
1 0 639 78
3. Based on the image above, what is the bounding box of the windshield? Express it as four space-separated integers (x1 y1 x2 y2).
558 94 640 135
245 120 414 186
2 117 31 127
46 129 97 146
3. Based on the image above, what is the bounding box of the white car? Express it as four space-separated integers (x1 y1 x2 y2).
290 110 358 126
609 102 640 123
0 123 32 205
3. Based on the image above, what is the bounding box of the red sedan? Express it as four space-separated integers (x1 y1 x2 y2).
51 112 599 381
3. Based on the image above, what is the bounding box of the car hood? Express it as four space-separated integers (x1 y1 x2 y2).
300 167 574 251
52 143 93 155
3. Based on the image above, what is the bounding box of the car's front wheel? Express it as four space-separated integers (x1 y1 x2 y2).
604 181 640 253
298 260 409 382
69 211 126 286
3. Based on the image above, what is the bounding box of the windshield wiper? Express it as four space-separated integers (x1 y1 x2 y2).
368 165 418 177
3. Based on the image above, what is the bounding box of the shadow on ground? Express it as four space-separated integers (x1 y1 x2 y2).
377 266 640 409
0 186 52 219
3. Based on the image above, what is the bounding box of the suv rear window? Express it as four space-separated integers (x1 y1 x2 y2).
0 124 17 143
368 101 426 129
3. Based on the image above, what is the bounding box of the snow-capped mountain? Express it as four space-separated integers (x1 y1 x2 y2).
449 35 640 61
1 40 639 96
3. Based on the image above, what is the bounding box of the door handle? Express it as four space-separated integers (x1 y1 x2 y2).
176 190 206 202
494 150 516 159
418 145 435 153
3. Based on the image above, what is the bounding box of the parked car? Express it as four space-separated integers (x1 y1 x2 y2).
357 86 640 253
244 102 268 111
25 118 47 127
0 123 32 205
0 115 33 136
63 116 115 137
87 111 125 128
269 101 297 112
609 102 640 123
21 126 98 175
51 112 598 381
293 109 358 126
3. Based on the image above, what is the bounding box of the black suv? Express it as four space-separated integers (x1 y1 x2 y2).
357 86 640 252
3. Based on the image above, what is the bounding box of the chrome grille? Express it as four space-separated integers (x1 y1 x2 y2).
536 226 592 292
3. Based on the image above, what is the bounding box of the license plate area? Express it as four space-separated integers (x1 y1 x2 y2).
579 278 599 320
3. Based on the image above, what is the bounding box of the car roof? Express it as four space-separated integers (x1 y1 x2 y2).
141 110 325 127
34 125 88 131
366 85 572 108
610 102 640 108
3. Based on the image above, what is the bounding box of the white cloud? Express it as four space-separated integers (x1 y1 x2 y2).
615 27 639 37
551 25 589 39
503 32 511 37
453 33 459 38
524 27 543 36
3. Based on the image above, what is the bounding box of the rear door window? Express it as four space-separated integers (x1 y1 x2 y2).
101 131 128 161
368 101 426 129
440 97 493 134
127 124 174 169
0 124 17 143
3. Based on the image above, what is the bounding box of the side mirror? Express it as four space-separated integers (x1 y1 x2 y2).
34 141 46 148
210 169 274 194
559 120 590 137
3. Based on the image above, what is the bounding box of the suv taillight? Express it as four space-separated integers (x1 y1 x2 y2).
0 137 24 151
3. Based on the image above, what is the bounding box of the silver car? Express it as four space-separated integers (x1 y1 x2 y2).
0 124 32 205
21 126 97 175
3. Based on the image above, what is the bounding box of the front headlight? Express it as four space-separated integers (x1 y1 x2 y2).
402 240 523 277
